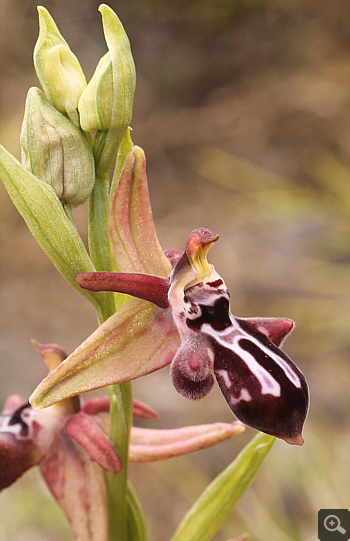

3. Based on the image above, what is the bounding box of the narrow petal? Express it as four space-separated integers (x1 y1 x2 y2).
109 146 171 277
30 299 180 408
2 395 25 414
76 272 170 309
132 399 159 420
82 397 158 420
129 422 244 462
39 434 109 541
32 340 81 414
81 397 111 415
64 413 122 474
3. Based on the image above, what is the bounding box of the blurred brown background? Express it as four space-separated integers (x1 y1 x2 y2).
0 1 349 540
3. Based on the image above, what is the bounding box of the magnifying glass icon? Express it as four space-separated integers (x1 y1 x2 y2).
324 515 346 534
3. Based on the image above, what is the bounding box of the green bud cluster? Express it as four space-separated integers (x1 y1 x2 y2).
0 4 136 315
20 4 136 205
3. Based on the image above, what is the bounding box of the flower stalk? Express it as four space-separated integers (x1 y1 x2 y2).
106 383 134 541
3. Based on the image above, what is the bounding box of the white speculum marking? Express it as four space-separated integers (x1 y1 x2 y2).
201 316 302 396
207 347 215 367
229 388 252 406
216 369 232 389
1 417 24 436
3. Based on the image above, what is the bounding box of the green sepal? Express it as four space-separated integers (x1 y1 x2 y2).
0 145 104 316
169 432 275 541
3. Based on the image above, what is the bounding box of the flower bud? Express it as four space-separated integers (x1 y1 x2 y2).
34 6 87 124
78 5 136 132
20 87 95 207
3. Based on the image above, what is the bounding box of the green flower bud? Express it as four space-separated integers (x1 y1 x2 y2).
34 6 87 125
20 87 95 207
78 5 136 132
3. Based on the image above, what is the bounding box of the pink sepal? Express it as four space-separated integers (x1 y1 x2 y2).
30 299 180 409
39 434 109 541
110 147 171 278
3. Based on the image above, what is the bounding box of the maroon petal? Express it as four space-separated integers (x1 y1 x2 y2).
0 402 43 489
164 249 184 269
167 228 309 445
76 272 170 309
64 413 122 474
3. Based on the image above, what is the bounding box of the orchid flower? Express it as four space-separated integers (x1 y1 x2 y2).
0 342 121 541
30 146 309 446
1 341 244 540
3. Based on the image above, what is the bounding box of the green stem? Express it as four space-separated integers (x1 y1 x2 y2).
89 130 140 540
88 170 115 323
106 383 133 541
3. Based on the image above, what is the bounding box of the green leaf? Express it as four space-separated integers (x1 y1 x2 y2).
169 432 275 541
0 145 103 316
126 481 148 541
